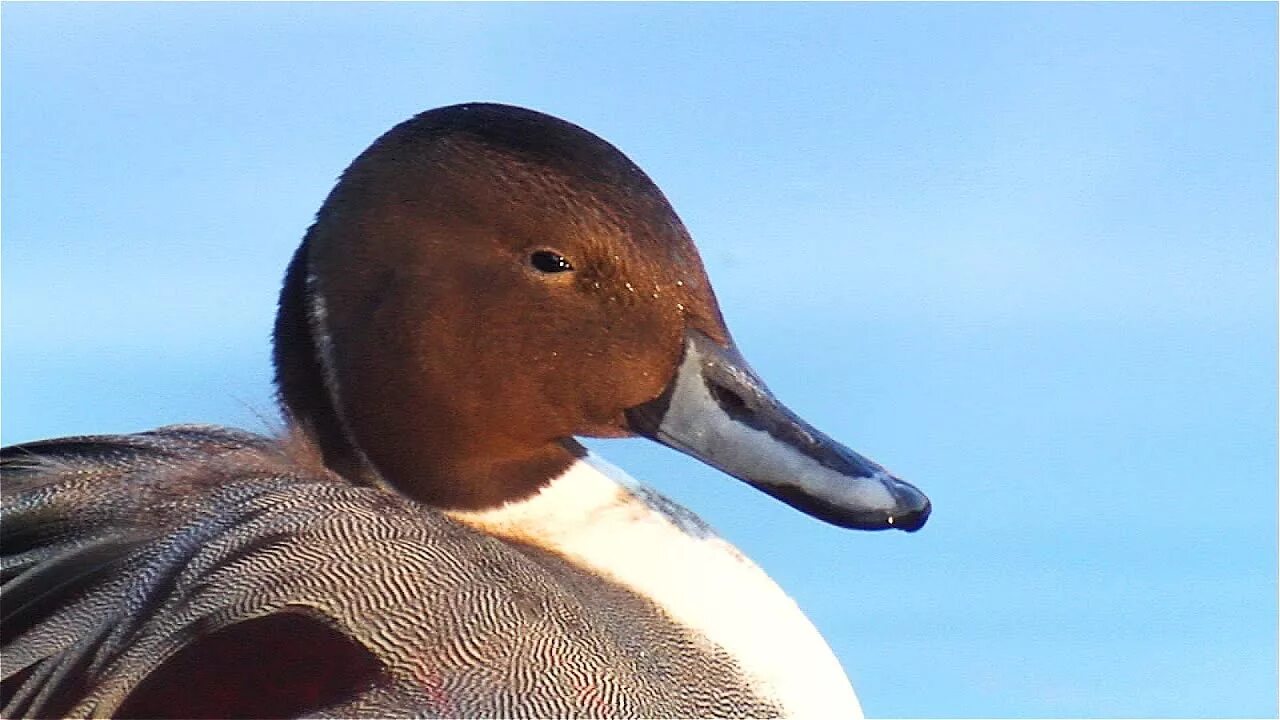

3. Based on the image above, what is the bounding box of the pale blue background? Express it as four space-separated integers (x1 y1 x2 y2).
3 3 1276 717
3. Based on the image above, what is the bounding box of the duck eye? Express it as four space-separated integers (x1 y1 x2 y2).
529 250 574 274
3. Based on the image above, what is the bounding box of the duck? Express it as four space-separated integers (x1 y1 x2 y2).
0 102 930 719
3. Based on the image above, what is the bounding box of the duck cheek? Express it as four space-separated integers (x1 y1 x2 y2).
569 407 636 439
564 364 673 440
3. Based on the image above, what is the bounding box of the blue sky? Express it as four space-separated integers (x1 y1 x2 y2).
3 3 1275 717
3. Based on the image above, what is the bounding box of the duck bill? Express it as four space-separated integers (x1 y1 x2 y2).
625 330 931 532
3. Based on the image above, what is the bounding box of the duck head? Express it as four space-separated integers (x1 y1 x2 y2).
274 103 929 532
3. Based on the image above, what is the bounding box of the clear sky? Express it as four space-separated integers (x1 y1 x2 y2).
3 3 1276 717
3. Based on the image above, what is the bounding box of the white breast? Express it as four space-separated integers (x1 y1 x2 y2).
448 452 863 718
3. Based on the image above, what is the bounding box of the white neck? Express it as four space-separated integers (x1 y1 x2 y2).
448 452 862 718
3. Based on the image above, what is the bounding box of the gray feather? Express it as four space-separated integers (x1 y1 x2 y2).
1 425 779 718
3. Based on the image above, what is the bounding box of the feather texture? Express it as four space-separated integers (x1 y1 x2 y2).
1 425 779 718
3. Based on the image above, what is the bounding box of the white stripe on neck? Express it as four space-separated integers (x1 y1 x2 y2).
448 452 862 718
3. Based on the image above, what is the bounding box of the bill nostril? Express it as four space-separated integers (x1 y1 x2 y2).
708 382 751 422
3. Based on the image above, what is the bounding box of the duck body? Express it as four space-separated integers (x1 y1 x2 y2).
3 427 798 717
1 104 929 718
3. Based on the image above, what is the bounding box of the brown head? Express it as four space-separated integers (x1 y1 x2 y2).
274 103 930 530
